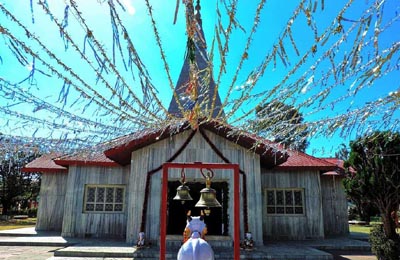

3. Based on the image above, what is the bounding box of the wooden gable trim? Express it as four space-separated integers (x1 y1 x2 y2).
200 122 288 168
104 120 289 167
104 124 191 166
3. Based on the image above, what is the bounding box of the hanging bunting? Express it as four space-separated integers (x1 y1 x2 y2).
0 0 399 155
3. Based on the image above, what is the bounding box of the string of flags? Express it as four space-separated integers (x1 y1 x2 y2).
0 0 398 156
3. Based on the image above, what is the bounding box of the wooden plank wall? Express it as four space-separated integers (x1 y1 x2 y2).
61 165 129 238
320 176 349 236
261 170 324 240
36 172 68 231
126 130 263 245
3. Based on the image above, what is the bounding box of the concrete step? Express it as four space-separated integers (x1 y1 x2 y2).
0 227 59 237
53 246 270 259
165 235 232 248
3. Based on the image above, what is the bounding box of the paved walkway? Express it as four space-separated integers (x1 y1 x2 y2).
327 250 376 260
0 246 63 260
0 227 375 260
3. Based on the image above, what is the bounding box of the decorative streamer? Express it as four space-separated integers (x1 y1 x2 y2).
0 0 399 156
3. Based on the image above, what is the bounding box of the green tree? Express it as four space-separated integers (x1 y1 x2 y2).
343 174 379 223
0 149 40 215
343 131 400 239
253 101 309 152
339 143 380 222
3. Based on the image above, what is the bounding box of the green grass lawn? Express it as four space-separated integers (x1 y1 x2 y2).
0 218 36 231
349 224 372 234
349 222 400 236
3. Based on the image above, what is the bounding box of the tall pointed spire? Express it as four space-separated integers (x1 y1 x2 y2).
168 0 224 119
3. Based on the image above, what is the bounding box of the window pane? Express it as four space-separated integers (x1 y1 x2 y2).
285 191 293 205
266 189 304 215
114 204 123 211
276 191 284 205
86 204 94 211
115 188 123 203
276 207 284 214
84 185 125 213
105 204 113 211
106 188 114 203
87 188 96 202
295 207 303 214
97 188 105 202
285 207 294 214
267 191 275 205
294 191 302 206
95 204 104 211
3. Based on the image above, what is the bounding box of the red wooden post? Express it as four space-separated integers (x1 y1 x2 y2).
233 164 240 260
160 165 168 260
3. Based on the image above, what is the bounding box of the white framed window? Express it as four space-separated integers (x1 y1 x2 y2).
265 188 304 215
84 185 125 213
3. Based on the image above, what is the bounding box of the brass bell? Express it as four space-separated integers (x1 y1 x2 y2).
173 169 193 204
173 183 193 204
195 176 222 208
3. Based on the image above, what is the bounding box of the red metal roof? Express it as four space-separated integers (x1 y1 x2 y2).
321 157 356 174
23 121 349 173
54 150 119 167
274 151 339 171
322 158 345 168
22 153 68 173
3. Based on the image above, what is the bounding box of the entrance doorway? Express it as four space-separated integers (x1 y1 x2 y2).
167 181 229 236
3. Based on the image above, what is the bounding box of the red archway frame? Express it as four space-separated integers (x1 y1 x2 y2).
161 162 240 260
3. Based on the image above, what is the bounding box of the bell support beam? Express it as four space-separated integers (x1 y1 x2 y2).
160 162 240 260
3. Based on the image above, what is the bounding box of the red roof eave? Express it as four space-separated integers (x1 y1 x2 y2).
54 159 120 167
274 165 337 171
22 152 68 173
21 167 68 173
272 150 341 171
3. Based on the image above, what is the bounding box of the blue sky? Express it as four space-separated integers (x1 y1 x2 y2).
0 0 399 157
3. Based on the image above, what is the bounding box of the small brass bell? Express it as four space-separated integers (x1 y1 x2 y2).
173 183 193 204
173 169 193 204
195 176 222 208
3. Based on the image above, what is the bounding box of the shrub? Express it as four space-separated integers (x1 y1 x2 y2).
348 206 358 220
27 208 37 218
369 224 400 260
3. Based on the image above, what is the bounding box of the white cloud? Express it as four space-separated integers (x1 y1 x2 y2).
122 0 136 15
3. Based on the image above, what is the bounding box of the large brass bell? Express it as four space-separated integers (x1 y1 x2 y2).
195 186 222 208
195 172 222 209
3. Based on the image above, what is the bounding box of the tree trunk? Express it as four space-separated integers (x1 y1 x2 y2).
1 201 10 216
382 210 397 240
